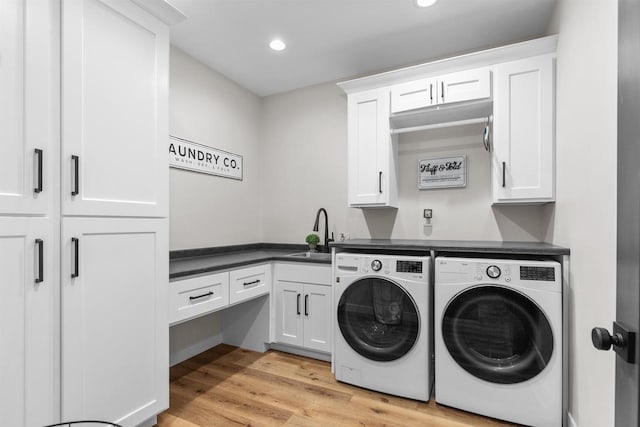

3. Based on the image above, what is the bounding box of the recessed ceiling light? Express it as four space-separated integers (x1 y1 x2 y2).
416 0 438 7
269 39 286 51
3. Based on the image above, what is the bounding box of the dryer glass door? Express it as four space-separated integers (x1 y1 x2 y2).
442 285 553 384
338 278 419 362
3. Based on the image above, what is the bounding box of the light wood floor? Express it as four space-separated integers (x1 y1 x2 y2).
158 344 515 427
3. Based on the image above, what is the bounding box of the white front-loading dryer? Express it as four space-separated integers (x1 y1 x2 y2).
435 256 562 426
333 253 432 401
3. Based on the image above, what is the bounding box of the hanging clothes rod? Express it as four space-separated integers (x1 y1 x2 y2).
391 115 492 135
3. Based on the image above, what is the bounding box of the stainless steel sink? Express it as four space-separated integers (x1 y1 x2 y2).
287 251 332 261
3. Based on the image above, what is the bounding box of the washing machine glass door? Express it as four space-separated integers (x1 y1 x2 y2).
338 277 419 362
442 285 553 384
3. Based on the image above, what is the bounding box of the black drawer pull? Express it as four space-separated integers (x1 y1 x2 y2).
441 81 445 101
243 279 260 287
71 155 79 196
71 237 79 278
190 291 213 301
296 293 301 315
304 294 309 316
35 239 44 283
34 149 43 193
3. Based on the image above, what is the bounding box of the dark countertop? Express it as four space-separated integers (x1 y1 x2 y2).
170 243 331 281
170 240 569 281
330 239 570 256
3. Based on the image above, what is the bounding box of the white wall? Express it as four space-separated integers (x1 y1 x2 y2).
546 1 618 426
260 82 551 245
170 47 263 250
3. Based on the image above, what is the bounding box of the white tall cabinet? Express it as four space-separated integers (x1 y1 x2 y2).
60 1 173 426
0 1 59 426
0 1 179 426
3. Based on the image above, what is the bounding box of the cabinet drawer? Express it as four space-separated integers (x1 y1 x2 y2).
390 78 436 113
229 264 271 304
170 272 229 325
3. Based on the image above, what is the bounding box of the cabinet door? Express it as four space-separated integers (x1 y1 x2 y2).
62 0 168 217
347 88 397 207
0 0 57 215
493 55 555 203
0 218 56 427
303 284 332 353
61 217 168 426
274 281 304 347
390 78 437 113
438 68 491 105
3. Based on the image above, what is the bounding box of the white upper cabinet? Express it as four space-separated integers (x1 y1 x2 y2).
347 88 398 208
390 69 491 114
62 0 169 217
0 0 57 215
492 54 555 204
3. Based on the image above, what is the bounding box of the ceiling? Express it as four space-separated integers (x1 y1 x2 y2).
169 0 557 97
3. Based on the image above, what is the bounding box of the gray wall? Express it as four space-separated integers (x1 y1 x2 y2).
547 1 618 426
260 83 551 245
170 47 263 250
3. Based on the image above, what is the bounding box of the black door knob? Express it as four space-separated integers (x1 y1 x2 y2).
592 327 625 351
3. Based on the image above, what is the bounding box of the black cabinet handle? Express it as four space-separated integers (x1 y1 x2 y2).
34 149 43 193
441 81 445 101
35 239 44 283
378 171 382 194
296 293 301 315
71 155 79 196
243 279 260 288
502 162 506 188
71 237 79 278
429 83 433 102
190 291 213 301
304 294 309 316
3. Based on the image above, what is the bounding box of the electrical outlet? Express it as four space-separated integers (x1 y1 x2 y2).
423 209 433 219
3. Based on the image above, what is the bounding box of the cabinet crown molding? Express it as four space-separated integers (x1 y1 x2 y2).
337 35 558 94
131 0 188 25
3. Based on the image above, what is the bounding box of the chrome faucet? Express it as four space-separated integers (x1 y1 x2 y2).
313 208 333 253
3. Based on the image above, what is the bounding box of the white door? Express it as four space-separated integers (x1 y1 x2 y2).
492 55 555 203
390 78 437 113
438 68 491 105
0 0 57 215
62 0 168 217
347 88 393 207
303 284 331 353
61 217 168 426
0 218 56 427
275 281 304 347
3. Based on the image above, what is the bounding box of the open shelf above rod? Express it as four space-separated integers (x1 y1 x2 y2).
390 99 493 135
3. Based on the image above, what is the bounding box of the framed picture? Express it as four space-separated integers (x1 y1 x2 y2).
418 155 466 189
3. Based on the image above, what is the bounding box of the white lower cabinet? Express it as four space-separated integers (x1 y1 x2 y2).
229 264 271 304
0 217 56 427
274 264 332 353
61 217 168 427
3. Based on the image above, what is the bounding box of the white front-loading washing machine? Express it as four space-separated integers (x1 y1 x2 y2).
333 253 432 401
435 256 562 426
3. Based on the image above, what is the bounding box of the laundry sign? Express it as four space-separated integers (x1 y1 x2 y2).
169 136 243 180
418 155 466 189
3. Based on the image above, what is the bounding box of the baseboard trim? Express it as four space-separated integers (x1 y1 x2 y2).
268 343 331 362
170 333 222 366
